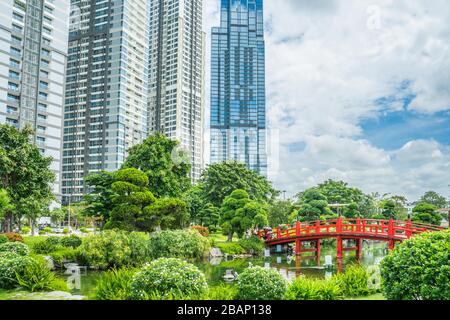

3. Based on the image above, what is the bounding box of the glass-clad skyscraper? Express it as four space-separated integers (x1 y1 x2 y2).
210 0 267 176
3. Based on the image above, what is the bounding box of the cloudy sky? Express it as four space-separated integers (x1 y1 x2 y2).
203 0 450 202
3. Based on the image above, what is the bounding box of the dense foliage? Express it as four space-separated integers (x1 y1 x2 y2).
294 189 332 221
122 133 191 198
268 200 295 227
15 258 68 292
0 251 31 289
380 230 450 300
236 266 287 300
419 191 447 208
0 241 30 256
0 125 55 233
220 190 268 242
148 229 210 260
334 265 372 297
95 268 139 300
286 276 343 300
130 258 208 300
200 161 277 208
238 236 265 255
412 202 442 226
80 230 149 269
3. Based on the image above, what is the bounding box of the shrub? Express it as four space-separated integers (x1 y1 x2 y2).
63 228 70 234
130 258 208 300
0 241 30 256
148 229 210 260
46 237 61 246
0 235 7 245
216 242 246 255
238 236 265 255
80 230 149 269
380 230 450 300
21 227 31 234
49 248 80 266
15 258 68 292
60 235 82 248
191 226 209 237
334 265 371 297
42 227 53 234
39 230 46 235
95 268 139 300
80 227 90 233
32 239 59 255
286 276 343 300
0 252 32 289
236 266 287 300
2 232 24 243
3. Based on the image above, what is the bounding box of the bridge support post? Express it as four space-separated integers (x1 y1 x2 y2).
316 240 321 266
389 240 395 251
295 239 302 256
336 236 343 260
355 238 363 259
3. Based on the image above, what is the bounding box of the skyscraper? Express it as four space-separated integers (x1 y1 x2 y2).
0 0 69 199
62 0 150 204
148 0 205 182
210 0 267 176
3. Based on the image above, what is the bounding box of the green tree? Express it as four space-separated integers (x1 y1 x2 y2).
197 203 220 230
17 196 49 235
122 133 191 198
0 125 55 232
183 185 207 225
220 189 268 242
49 207 66 226
412 202 441 226
295 189 332 222
105 168 157 231
419 191 447 208
143 198 189 230
0 189 13 225
268 200 295 227
83 171 115 220
200 161 277 208
380 199 397 219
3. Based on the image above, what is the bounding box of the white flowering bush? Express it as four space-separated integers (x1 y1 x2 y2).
130 258 208 300
0 252 32 289
0 241 30 256
236 266 287 300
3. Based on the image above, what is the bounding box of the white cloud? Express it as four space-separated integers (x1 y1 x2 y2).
204 0 450 201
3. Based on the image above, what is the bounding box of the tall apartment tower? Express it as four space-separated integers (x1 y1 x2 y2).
0 0 69 199
210 0 267 176
62 0 150 204
148 0 205 182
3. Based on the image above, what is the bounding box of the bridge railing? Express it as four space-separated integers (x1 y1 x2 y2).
259 218 444 242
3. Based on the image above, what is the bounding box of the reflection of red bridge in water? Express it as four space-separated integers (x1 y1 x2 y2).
258 218 443 262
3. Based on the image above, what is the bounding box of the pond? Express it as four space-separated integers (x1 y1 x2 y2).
59 241 388 298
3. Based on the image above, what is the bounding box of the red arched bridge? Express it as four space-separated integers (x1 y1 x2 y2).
258 218 443 260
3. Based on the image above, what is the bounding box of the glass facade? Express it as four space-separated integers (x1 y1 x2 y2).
0 0 69 199
62 0 150 204
210 0 267 176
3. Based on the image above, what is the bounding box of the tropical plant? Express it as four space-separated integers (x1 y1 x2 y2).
0 241 30 256
333 265 372 297
236 266 287 300
148 229 210 260
286 276 343 300
0 252 31 289
268 200 295 227
130 258 208 300
15 258 68 292
95 268 139 300
380 230 450 300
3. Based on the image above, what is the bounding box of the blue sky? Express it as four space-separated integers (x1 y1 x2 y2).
204 0 450 201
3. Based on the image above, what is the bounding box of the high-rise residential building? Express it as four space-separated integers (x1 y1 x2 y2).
148 0 205 182
0 0 69 199
210 0 267 176
62 0 150 204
